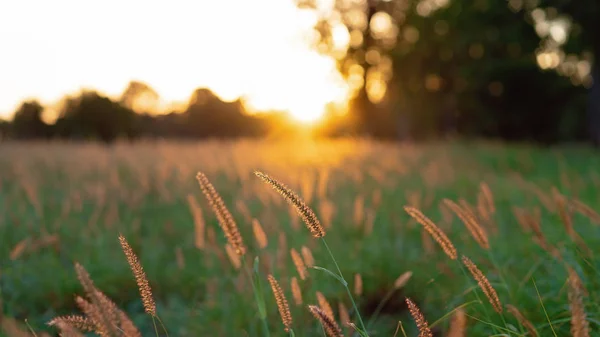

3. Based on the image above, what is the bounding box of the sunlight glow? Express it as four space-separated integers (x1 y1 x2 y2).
0 0 352 122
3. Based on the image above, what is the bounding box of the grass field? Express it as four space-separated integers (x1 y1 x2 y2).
1 139 599 336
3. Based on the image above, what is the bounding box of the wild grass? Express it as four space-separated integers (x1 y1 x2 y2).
0 139 599 336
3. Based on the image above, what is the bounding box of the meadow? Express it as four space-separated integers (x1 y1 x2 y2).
1 139 599 336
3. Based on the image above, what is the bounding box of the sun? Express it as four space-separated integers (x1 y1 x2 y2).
287 105 327 123
290 111 322 123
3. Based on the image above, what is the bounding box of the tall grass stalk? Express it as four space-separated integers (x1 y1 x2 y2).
320 237 368 335
243 257 270 337
486 247 514 302
154 315 170 337
532 277 558 337
457 263 497 333
151 316 160 337
429 300 479 329
392 321 408 337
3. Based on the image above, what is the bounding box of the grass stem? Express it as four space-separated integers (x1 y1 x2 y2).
242 257 270 337
321 238 368 335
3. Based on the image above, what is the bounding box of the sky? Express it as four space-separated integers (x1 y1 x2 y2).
0 0 351 122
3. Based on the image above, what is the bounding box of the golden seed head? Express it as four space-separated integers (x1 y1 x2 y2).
187 194 205 250
268 274 293 332
290 248 308 280
553 189 574 235
506 305 537 337
479 182 495 213
291 277 303 306
567 268 589 337
442 199 489 250
393 271 413 289
196 172 246 255
225 243 242 270
461 255 502 313
301 245 315 267
338 302 351 328
316 291 335 322
252 218 268 249
118 234 156 316
254 171 325 238
447 308 467 337
308 305 344 337
570 199 600 224
74 296 108 336
72 263 121 336
405 298 433 337
48 315 94 333
404 206 457 260
354 273 363 296
53 321 87 337
118 311 142 337
73 263 95 300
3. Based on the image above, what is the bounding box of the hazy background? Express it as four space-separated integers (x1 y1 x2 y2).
0 0 351 119
1 0 599 144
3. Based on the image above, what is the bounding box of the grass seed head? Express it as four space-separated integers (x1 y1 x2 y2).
316 291 335 321
338 302 351 328
568 268 590 337
252 218 268 249
48 316 94 333
447 308 467 337
308 305 344 337
354 273 363 296
196 172 246 255
268 275 293 332
301 245 315 267
461 255 502 313
291 276 303 305
53 320 87 337
254 171 325 238
506 305 537 337
443 199 489 249
394 271 413 289
118 234 156 316
74 296 108 337
405 297 433 337
404 206 457 260
291 248 308 280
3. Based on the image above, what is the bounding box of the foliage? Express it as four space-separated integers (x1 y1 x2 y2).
10 101 51 140
53 91 137 143
296 0 598 143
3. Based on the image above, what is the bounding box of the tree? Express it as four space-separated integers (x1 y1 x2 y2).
183 88 266 138
0 119 10 140
55 91 136 143
297 0 592 143
120 80 160 114
297 0 403 137
535 0 600 145
11 100 49 139
119 80 161 138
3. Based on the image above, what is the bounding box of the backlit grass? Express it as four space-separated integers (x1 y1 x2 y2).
0 139 599 336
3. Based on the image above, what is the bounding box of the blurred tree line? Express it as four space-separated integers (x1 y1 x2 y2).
1 0 598 145
299 0 599 145
0 84 278 143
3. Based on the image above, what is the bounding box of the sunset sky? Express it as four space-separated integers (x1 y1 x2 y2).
0 0 351 122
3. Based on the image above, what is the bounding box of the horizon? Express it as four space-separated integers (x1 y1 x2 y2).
0 0 351 122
